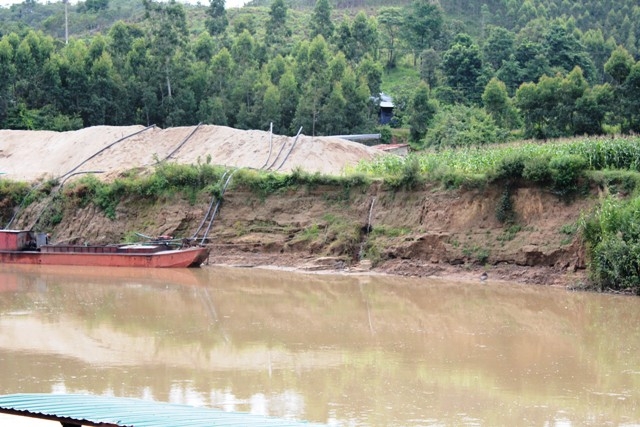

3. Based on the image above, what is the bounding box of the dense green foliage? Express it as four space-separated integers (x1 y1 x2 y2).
581 197 640 294
0 0 639 140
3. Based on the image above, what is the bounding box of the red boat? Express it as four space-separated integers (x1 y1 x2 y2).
0 230 210 268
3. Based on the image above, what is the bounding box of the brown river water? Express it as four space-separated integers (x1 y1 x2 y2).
0 264 639 426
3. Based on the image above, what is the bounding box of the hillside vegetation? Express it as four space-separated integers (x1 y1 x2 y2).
0 0 639 139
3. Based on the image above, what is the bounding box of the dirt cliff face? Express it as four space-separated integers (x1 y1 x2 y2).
19 182 594 286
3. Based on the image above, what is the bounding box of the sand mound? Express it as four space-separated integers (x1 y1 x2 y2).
0 125 383 182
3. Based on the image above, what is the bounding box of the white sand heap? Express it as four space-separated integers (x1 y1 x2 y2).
0 125 383 182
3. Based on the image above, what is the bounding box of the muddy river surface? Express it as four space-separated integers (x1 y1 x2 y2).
0 264 639 426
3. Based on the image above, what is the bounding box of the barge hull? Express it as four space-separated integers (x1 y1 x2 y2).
0 247 210 268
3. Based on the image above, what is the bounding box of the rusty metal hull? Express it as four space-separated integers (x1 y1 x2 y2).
0 246 210 268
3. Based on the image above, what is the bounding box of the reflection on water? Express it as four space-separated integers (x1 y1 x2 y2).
1 264 640 426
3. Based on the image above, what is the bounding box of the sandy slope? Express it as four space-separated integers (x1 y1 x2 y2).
0 125 382 182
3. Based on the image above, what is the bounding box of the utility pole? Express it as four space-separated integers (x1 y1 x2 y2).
64 0 69 44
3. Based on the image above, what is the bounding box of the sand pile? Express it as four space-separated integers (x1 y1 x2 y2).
0 125 383 182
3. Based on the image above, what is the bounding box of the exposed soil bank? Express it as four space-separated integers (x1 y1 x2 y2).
1 126 596 286
14 182 594 287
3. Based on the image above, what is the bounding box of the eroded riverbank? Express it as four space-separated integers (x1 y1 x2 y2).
11 181 596 288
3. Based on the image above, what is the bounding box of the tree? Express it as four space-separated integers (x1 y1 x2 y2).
515 67 589 138
260 84 282 131
357 56 382 96
377 7 403 68
496 54 522 95
265 0 291 50
604 45 634 85
622 63 640 132
231 30 256 69
573 83 614 134
310 0 334 41
293 36 331 135
142 0 188 99
409 81 437 142
401 0 443 66
197 96 227 125
341 68 371 134
265 54 287 86
278 69 298 133
193 32 216 62
107 21 143 71
85 0 109 12
321 82 346 135
87 51 121 125
482 77 518 129
350 12 378 63
420 48 439 88
544 20 595 81
441 34 483 104
13 30 55 107
482 26 515 71
328 51 347 82
334 19 355 60
205 0 228 37
514 39 550 84
581 29 615 83
0 37 16 125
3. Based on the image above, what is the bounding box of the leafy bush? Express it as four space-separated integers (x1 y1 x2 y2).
588 170 640 195
0 179 31 205
522 155 552 183
384 155 424 190
424 105 508 149
495 154 525 180
549 154 587 195
378 126 392 144
581 196 640 293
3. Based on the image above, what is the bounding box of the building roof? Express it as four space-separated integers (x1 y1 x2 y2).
0 393 326 427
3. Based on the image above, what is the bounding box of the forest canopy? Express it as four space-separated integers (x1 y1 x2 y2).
0 0 639 142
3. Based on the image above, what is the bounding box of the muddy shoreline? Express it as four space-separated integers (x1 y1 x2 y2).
206 250 588 288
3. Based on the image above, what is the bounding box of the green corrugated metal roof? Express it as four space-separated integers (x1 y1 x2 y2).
0 393 327 427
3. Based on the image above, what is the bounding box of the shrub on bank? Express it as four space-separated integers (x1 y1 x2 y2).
581 196 640 294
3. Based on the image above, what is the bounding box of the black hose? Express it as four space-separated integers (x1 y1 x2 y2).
162 122 202 162
259 123 274 170
60 124 155 180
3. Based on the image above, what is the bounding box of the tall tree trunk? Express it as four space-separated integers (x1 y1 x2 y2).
165 58 172 98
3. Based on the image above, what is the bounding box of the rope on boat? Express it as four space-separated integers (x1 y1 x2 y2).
273 126 303 172
162 122 202 162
